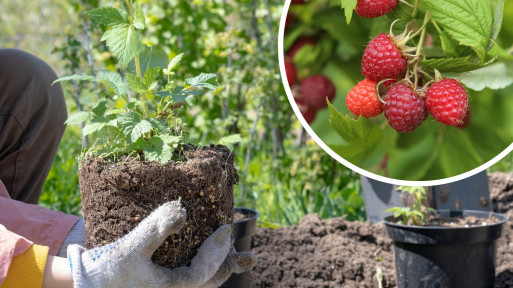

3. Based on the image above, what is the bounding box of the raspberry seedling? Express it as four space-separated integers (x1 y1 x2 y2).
384 83 427 133
346 78 384 117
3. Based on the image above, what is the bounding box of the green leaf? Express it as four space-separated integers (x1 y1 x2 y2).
439 129 483 176
328 102 383 162
421 56 484 73
126 73 147 93
440 30 473 58
488 0 504 51
146 118 169 133
105 108 126 116
85 7 129 27
83 122 105 136
91 100 108 117
133 3 145 30
158 134 180 145
97 70 128 95
65 112 91 125
292 43 321 67
219 134 244 145
166 53 184 73
185 73 218 90
117 112 140 141
422 0 493 62
144 136 173 163
340 0 357 25
143 67 161 88
129 46 168 76
131 120 153 143
101 26 144 67
452 62 513 91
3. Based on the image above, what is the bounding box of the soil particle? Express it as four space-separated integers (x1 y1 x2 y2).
250 172 513 287
79 145 237 268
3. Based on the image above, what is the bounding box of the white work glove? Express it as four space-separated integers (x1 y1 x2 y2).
67 201 256 288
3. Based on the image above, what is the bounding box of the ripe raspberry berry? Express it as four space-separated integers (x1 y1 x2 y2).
362 33 407 82
287 37 316 60
284 59 297 86
355 0 398 18
425 79 469 126
346 79 384 117
300 75 336 110
385 83 427 133
457 108 471 129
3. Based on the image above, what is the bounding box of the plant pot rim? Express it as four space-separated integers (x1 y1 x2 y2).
234 207 259 222
384 209 508 230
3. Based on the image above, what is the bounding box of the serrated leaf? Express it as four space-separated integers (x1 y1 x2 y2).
341 0 357 25
92 100 108 118
126 73 147 93
451 62 513 91
97 70 128 95
143 67 161 88
219 134 243 146
146 118 169 133
422 0 493 62
101 26 144 67
66 112 91 125
133 3 145 30
83 122 105 136
185 73 218 90
85 7 129 27
421 56 484 73
105 108 126 116
159 134 180 145
144 136 173 163
328 102 383 161
167 53 184 72
131 120 153 143
117 112 140 141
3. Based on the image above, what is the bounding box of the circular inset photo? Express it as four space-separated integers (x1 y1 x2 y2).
279 0 513 184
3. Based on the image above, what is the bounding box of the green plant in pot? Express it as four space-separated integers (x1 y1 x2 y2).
55 0 244 270
384 186 508 288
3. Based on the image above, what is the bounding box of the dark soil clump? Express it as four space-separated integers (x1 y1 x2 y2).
251 172 513 287
79 145 237 268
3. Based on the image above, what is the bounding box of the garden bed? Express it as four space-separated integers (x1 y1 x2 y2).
250 172 513 287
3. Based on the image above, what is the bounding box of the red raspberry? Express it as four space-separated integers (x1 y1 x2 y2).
346 78 384 117
291 0 305 4
425 79 469 126
362 33 407 82
300 75 336 110
287 37 316 60
384 83 427 133
355 0 398 18
285 13 294 32
284 59 297 86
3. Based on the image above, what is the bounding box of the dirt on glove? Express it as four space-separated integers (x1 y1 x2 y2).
79 145 237 269
250 172 513 288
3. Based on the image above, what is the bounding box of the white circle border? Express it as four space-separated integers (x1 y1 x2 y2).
278 0 513 186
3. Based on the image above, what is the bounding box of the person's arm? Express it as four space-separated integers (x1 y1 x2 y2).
43 255 73 288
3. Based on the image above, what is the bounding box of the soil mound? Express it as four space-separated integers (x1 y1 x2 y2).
251 172 513 287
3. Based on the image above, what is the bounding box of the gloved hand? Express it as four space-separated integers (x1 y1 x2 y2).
67 201 256 288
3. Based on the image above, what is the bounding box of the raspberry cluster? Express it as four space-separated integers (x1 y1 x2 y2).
342 3 470 133
284 37 336 124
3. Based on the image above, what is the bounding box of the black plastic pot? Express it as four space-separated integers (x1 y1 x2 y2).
384 210 507 288
221 207 258 288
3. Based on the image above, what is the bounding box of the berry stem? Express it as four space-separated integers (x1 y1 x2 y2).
412 0 419 17
412 12 430 89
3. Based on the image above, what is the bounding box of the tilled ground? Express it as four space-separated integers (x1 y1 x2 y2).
250 172 513 287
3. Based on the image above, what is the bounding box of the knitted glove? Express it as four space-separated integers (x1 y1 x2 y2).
57 218 85 257
67 201 255 288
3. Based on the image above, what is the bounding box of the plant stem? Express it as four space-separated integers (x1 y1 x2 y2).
412 0 419 18
413 12 430 90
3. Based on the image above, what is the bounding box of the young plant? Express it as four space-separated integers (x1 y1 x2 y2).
54 0 220 163
386 186 436 225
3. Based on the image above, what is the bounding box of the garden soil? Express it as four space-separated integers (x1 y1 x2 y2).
250 172 513 287
79 145 237 268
